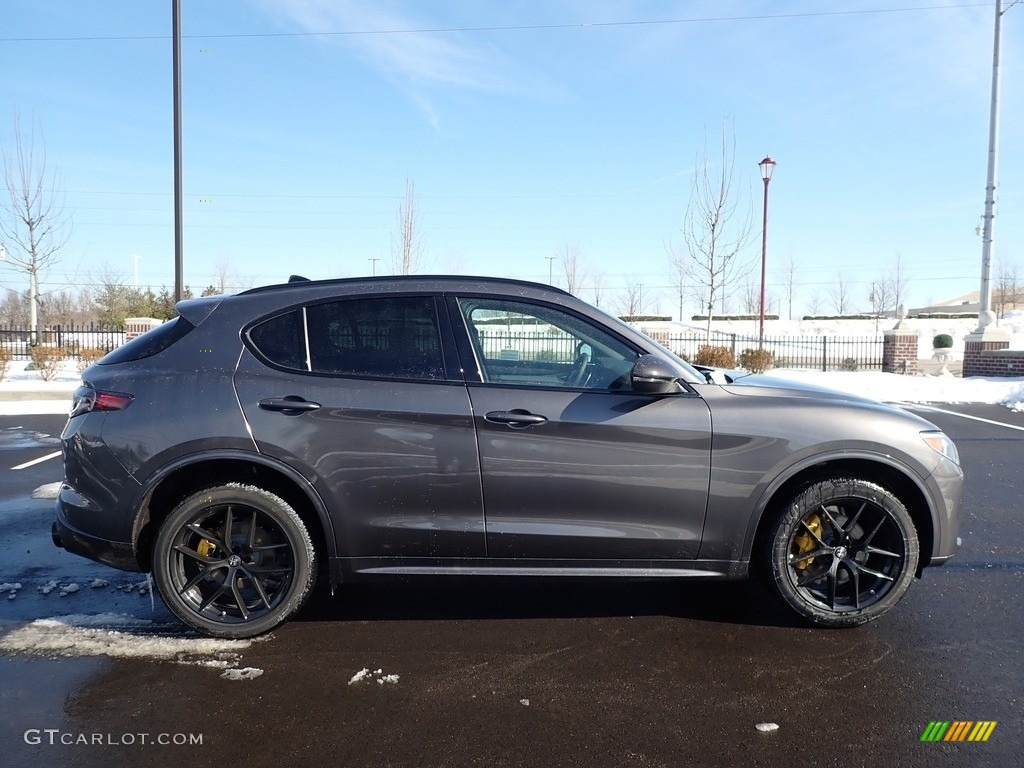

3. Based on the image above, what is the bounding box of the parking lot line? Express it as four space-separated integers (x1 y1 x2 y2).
11 450 61 470
907 404 1024 433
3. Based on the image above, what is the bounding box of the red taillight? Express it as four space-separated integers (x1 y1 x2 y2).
70 386 134 417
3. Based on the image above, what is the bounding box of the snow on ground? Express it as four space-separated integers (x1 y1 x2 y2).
0 612 260 672
765 369 1024 412
0 360 81 390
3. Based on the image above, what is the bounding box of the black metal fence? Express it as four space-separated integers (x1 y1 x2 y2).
659 332 884 371
0 322 885 372
479 329 885 371
0 323 126 359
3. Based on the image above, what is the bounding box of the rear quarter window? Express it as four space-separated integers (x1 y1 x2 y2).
248 310 307 370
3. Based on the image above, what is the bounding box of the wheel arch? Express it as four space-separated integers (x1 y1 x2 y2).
130 451 336 576
747 456 935 577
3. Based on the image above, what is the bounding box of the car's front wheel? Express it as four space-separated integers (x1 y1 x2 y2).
152 484 316 638
765 477 919 627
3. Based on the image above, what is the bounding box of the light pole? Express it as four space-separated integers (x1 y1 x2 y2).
758 156 776 346
546 256 557 285
368 257 380 276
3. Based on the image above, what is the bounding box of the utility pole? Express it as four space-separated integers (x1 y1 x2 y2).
172 0 184 302
977 0 1012 329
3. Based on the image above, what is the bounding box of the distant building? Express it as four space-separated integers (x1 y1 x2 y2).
911 291 980 316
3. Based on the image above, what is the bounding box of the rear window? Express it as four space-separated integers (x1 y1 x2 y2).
99 317 195 365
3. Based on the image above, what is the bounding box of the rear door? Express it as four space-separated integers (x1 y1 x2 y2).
234 294 484 559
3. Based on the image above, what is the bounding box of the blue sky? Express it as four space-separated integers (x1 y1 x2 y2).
1 1 1021 319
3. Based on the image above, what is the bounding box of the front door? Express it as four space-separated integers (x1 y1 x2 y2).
454 296 712 560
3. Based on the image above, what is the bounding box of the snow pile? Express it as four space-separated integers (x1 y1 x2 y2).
1 582 22 600
348 667 399 685
0 613 256 671
221 667 264 681
766 369 1024 410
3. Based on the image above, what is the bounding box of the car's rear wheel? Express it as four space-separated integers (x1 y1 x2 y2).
766 477 919 627
152 484 316 638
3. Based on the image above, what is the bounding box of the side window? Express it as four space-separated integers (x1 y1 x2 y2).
305 296 444 380
457 298 638 389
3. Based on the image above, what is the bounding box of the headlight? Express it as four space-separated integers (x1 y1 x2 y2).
921 431 959 466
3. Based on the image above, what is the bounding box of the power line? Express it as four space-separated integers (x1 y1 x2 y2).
0 4 992 43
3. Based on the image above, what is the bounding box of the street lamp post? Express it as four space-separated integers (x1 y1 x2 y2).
368 257 380 276
758 156 776 347
546 256 557 285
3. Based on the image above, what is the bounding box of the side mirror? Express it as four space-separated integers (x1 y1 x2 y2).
631 354 686 395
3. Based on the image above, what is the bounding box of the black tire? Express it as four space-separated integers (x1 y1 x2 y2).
765 477 919 628
152 484 316 639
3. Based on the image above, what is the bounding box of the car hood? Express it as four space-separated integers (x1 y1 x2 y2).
717 373 884 407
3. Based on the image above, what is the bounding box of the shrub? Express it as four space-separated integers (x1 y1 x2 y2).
29 345 68 382
840 357 859 371
932 333 953 349
738 348 775 374
0 347 12 382
76 347 107 375
694 345 735 368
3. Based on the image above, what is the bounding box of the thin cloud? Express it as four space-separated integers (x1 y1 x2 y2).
252 0 522 92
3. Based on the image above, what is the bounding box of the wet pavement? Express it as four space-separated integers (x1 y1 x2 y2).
1 408 1021 766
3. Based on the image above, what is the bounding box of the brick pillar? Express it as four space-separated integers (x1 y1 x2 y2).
883 330 920 374
963 327 1011 378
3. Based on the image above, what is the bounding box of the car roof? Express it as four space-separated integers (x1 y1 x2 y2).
238 274 573 298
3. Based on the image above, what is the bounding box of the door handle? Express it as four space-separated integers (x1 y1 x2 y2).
258 397 321 414
484 410 548 428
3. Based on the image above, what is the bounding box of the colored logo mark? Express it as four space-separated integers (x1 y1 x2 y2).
921 721 997 742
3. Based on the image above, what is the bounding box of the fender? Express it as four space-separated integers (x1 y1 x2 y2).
129 448 338 561
738 448 936 562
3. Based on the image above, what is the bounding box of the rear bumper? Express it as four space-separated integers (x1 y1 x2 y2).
52 503 143 572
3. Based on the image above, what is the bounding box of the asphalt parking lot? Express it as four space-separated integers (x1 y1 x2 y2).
1 406 1021 767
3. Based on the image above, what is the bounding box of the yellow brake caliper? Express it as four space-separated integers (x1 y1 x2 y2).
792 514 823 570
196 535 216 558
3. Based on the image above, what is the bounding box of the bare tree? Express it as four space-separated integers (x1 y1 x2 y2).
390 177 424 275
615 277 646 318
559 242 587 295
868 280 894 317
994 259 1020 316
205 254 254 295
807 291 825 316
669 122 754 340
0 112 72 343
0 287 28 325
884 254 910 313
591 271 606 308
667 254 687 321
740 280 759 314
780 255 798 320
830 273 853 315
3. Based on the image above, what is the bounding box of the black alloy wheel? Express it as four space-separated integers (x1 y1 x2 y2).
766 477 919 627
152 484 316 638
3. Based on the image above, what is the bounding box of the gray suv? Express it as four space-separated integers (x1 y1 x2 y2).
53 276 963 638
